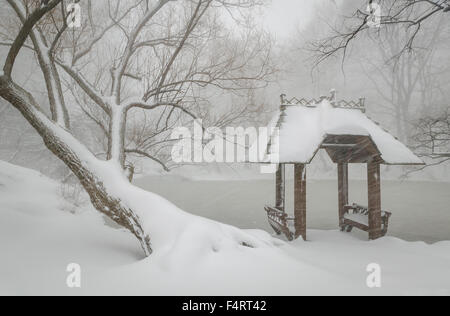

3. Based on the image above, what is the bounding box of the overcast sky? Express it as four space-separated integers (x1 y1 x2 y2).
259 0 318 39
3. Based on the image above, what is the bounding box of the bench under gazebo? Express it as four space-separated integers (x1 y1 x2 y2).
262 91 424 241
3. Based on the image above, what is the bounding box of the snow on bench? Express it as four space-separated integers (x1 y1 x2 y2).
344 213 369 226
342 203 391 236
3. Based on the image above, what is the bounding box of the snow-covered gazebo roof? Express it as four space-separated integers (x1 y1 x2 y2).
264 94 423 165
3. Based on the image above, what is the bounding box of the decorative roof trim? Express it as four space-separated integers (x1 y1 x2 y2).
280 90 366 113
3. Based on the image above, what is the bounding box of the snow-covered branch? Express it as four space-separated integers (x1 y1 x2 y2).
4 0 70 128
3 0 62 77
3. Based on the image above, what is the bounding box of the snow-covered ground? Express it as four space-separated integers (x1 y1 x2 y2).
1 160 450 295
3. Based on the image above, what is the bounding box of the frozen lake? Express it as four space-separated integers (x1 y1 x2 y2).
134 177 450 243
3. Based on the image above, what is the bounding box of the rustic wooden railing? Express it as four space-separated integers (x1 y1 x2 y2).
264 205 294 241
342 203 392 237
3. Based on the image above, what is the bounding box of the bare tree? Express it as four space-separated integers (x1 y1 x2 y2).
358 16 449 142
0 48 65 175
307 0 450 172
0 0 274 256
312 0 450 64
412 109 450 168
59 0 274 177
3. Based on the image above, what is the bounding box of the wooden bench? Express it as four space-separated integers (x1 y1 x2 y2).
341 203 392 237
264 205 294 241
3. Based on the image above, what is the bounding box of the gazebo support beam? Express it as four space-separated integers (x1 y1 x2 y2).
275 164 285 211
294 164 307 241
338 162 349 228
367 161 383 240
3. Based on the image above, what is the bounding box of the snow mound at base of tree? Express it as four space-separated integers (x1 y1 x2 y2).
1 160 450 295
0 160 63 217
87 159 281 258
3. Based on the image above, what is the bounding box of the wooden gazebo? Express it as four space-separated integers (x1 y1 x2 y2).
262 91 424 241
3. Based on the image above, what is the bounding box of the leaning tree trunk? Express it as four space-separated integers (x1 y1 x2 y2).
0 75 152 256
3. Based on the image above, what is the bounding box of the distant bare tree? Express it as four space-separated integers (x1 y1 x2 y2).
412 109 450 169
0 0 275 256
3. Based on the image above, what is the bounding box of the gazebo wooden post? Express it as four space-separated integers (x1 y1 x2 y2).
275 163 285 211
367 160 382 240
337 163 349 228
294 164 307 240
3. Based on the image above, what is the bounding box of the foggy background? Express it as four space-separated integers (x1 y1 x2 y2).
2 0 449 181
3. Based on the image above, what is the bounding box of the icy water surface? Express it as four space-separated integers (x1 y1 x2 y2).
135 177 450 243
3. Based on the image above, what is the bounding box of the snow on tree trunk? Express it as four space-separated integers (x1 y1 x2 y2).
0 0 281 258
1 75 276 258
0 75 152 256
107 106 127 168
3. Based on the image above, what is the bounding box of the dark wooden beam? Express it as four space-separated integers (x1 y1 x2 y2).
275 164 285 211
367 161 382 240
321 143 357 148
338 163 349 228
323 135 384 164
294 164 307 240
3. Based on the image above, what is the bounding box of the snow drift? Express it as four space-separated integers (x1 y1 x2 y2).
1 160 450 295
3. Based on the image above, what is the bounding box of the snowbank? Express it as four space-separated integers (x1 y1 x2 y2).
1 161 449 295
